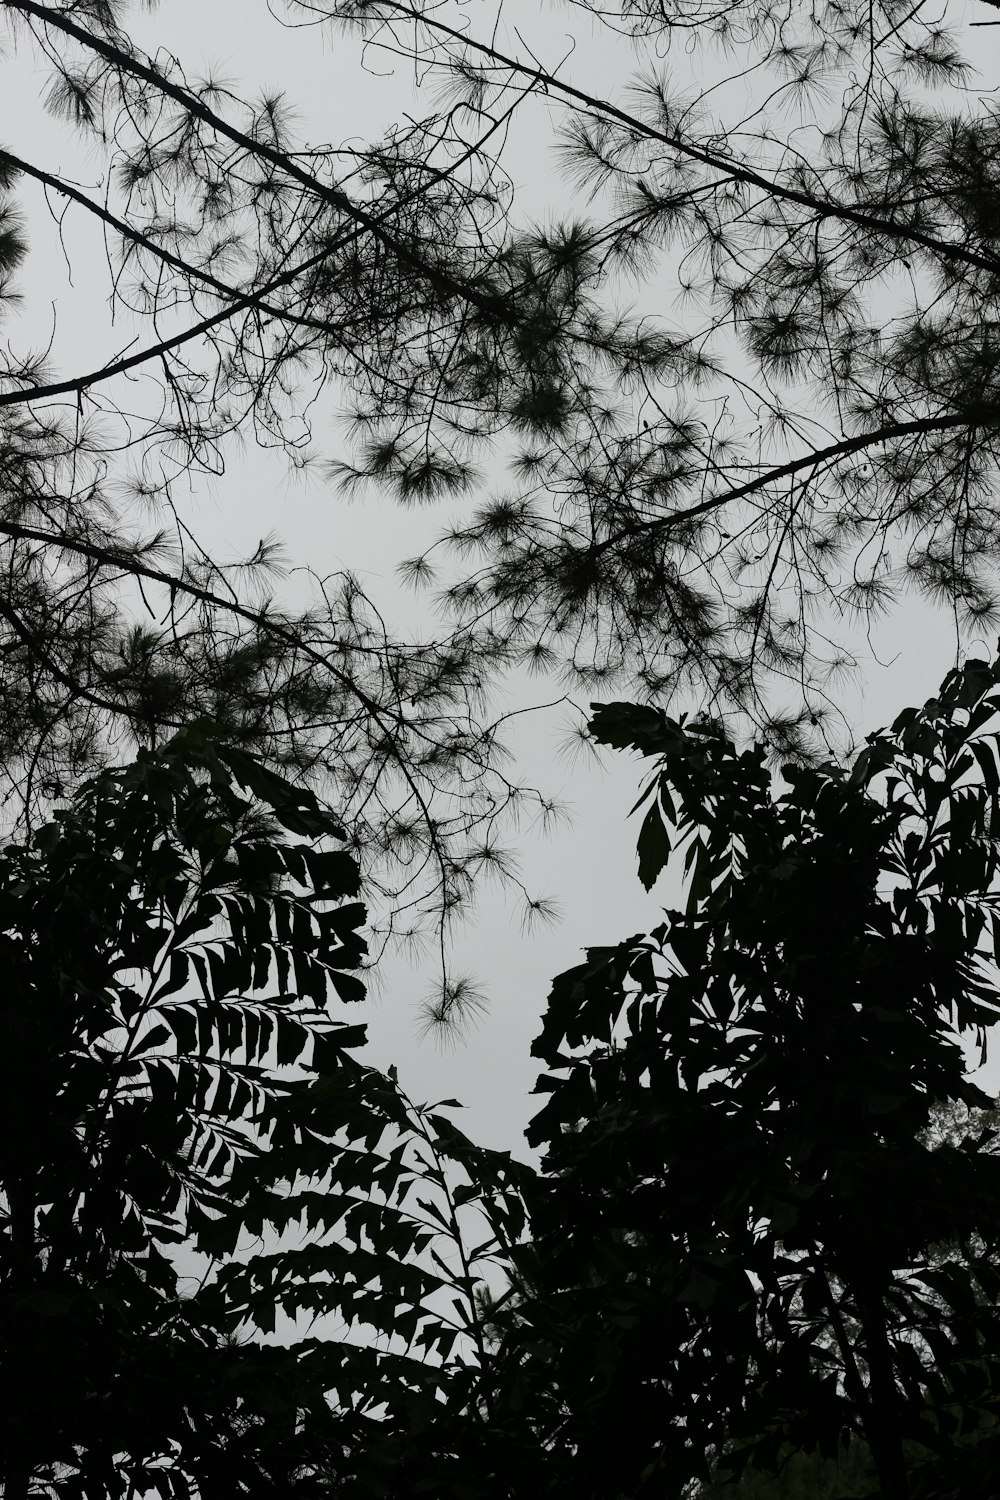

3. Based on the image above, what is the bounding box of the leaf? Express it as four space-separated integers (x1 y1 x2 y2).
589 700 681 755
636 797 672 890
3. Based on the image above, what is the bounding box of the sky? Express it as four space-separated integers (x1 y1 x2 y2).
2 0 997 1160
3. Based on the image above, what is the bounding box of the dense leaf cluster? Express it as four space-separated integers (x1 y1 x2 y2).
0 724 529 1499
9 656 1000 1500
503 653 1000 1500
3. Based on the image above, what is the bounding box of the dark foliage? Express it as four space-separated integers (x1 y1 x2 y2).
502 652 1000 1500
0 724 530 1499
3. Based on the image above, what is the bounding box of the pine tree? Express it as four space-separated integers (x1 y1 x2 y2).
322 0 1000 759
5 0 1000 1011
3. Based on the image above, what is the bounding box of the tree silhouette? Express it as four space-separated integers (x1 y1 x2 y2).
5 0 1000 1016
0 723 529 1499
505 653 1000 1500
326 0 1000 761
0 0 566 1017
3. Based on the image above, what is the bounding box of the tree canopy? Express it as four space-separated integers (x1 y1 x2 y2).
0 722 529 1499
8 650 1000 1498
506 650 1000 1500
4 0 1000 1013
8 3 1000 1496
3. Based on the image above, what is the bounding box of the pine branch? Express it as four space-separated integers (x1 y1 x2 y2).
0 100 508 406
4 0 514 325
592 410 974 555
373 0 1000 280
